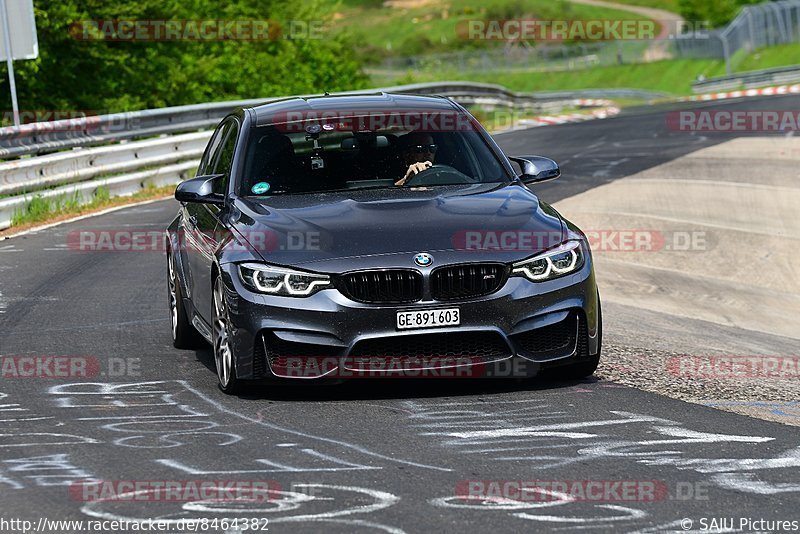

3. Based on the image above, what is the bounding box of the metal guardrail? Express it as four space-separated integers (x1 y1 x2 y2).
0 131 208 229
0 159 199 230
0 131 209 196
530 89 669 101
691 64 800 93
0 82 665 159
0 100 262 159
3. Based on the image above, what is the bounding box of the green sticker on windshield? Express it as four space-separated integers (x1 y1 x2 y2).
251 182 270 194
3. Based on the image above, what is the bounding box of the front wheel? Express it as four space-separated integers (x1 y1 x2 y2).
556 353 600 380
213 276 241 394
168 250 204 349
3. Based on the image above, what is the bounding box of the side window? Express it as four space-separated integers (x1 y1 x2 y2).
210 121 239 195
197 123 228 176
212 124 238 176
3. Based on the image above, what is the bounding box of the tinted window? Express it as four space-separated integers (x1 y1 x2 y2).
212 124 238 176
210 122 238 195
197 122 229 176
240 112 509 196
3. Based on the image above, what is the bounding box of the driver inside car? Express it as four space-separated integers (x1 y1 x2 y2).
394 132 438 186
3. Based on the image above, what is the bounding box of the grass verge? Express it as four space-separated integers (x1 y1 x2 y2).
604 0 679 12
326 0 659 60
735 43 800 72
3 184 175 238
382 57 726 94
375 41 800 96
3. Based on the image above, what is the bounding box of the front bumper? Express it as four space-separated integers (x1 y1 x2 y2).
219 259 600 380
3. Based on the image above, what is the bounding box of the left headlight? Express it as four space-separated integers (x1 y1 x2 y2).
511 240 585 282
238 263 330 297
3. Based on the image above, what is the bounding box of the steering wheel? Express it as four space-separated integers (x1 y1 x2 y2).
402 164 466 187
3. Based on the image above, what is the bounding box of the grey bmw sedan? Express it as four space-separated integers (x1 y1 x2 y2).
166 92 601 393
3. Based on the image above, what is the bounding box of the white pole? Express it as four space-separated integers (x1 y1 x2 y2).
0 0 20 128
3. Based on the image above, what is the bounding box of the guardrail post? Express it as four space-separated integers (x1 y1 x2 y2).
772 1 789 43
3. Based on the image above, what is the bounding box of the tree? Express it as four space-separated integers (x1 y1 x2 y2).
678 0 765 28
0 0 367 116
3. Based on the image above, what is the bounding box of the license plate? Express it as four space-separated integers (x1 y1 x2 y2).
396 308 460 330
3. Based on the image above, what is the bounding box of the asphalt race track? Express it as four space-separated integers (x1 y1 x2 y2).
0 95 798 533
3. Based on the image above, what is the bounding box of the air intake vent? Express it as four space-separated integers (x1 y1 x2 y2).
431 263 507 300
336 269 423 304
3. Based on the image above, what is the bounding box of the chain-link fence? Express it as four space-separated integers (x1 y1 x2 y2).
722 0 800 72
674 0 800 73
369 41 655 78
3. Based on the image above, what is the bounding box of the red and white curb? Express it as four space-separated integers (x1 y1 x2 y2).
575 99 615 108
497 106 621 132
682 84 800 102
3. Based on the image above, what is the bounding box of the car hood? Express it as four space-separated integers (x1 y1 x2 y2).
228 183 565 272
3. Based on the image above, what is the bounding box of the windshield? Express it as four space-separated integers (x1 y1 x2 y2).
240 113 510 196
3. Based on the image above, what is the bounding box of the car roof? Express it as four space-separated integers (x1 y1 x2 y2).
246 92 459 127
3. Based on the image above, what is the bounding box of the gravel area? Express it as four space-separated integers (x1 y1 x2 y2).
597 342 800 426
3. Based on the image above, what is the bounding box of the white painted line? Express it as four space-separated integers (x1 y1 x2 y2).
0 196 173 242
179 380 452 472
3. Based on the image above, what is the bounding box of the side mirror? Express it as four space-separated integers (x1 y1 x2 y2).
509 156 561 185
174 175 226 205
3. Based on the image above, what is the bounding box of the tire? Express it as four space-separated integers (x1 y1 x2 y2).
167 250 204 349
554 294 602 380
212 275 242 394
557 353 600 380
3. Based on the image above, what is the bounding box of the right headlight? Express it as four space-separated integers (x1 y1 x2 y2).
238 263 330 297
511 240 585 282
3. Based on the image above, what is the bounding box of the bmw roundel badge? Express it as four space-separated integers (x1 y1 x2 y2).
414 253 433 267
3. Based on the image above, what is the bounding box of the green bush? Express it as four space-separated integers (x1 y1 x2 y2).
678 0 764 28
0 0 367 114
